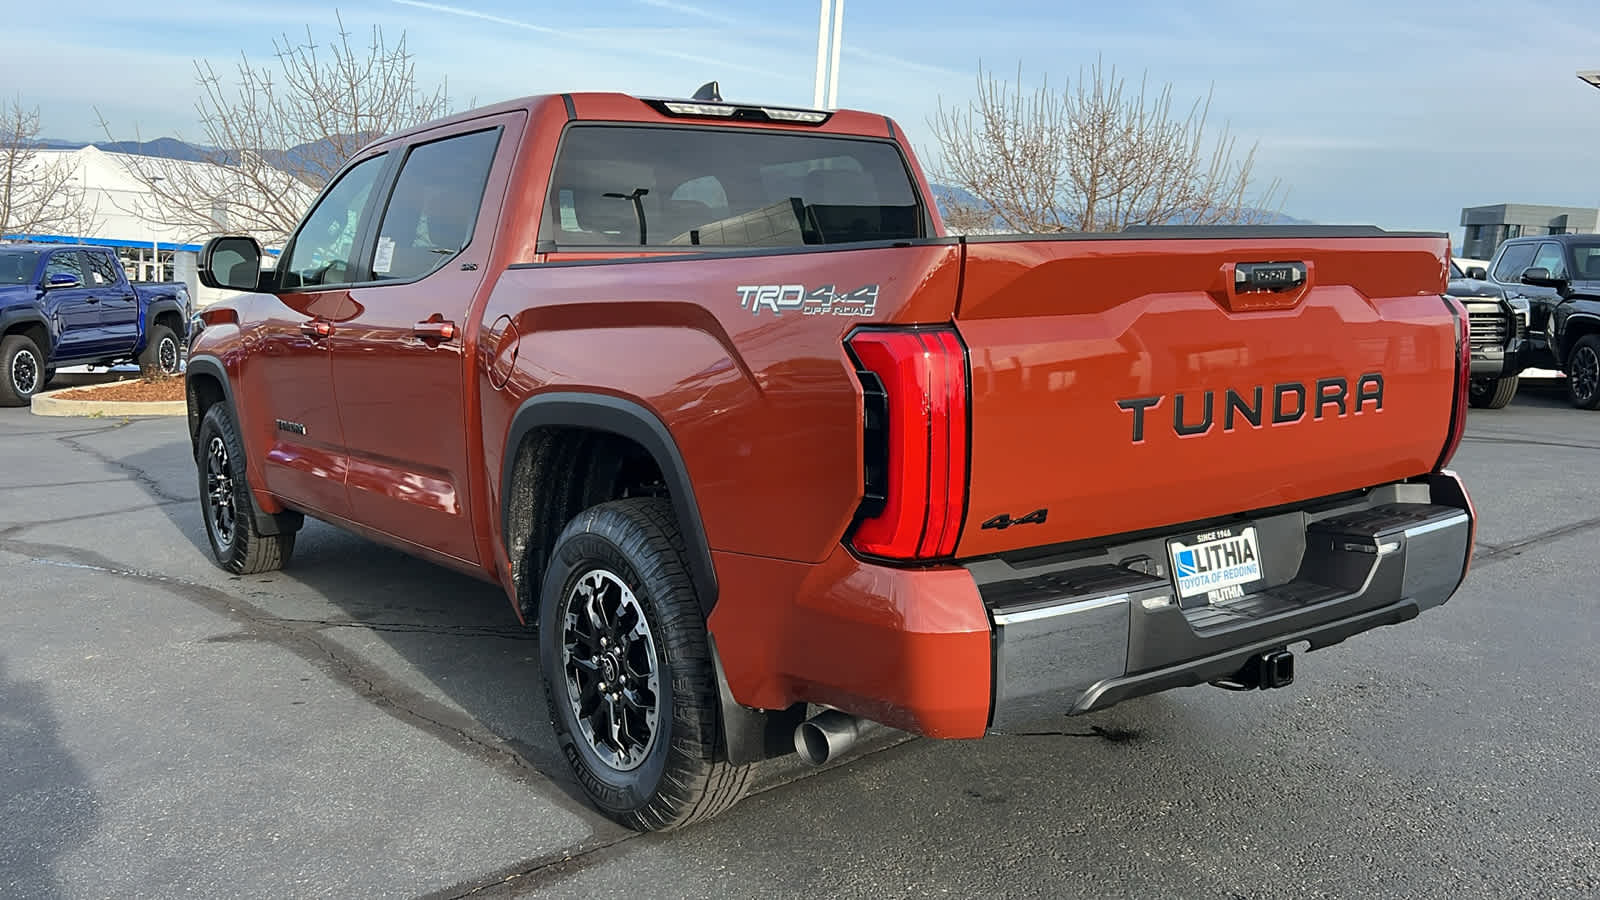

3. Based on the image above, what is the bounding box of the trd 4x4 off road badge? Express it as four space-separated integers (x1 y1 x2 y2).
736 283 879 317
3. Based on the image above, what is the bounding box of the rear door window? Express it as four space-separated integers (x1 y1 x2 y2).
84 251 121 287
542 126 923 249
368 128 501 282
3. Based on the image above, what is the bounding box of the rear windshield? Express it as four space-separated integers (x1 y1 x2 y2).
541 126 923 249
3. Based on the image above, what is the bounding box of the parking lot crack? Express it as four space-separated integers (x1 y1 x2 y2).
1472 515 1600 567
0 536 585 806
51 422 189 505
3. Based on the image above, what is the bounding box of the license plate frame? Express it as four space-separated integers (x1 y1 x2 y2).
1166 525 1265 607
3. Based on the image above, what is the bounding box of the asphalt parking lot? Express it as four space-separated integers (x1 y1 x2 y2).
2 376 1597 900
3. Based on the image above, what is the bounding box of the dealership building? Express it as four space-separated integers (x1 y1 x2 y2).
1459 203 1600 260
4 145 299 306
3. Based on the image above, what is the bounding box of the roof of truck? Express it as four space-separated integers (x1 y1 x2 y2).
371 92 903 149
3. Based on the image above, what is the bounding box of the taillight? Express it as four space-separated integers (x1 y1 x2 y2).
846 328 969 560
1436 295 1470 470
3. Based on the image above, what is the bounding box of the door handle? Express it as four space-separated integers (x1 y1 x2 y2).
300 320 333 339
413 319 457 341
86 297 99 304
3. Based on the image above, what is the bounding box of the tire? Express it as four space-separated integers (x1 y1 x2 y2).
538 498 749 831
1567 335 1600 410
0 334 47 407
1468 374 1518 409
196 403 296 573
138 323 183 376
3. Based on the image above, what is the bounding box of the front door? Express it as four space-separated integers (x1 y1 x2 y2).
1522 241 1570 344
330 120 517 565
240 151 392 521
39 251 100 359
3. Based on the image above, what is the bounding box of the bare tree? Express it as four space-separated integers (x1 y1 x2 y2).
929 59 1283 233
100 12 453 245
0 99 99 239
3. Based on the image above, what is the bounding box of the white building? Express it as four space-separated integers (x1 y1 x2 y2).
6 145 309 306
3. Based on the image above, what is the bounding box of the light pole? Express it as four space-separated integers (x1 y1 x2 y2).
812 0 844 109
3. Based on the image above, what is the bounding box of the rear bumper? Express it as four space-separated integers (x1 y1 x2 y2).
981 471 1473 732
710 472 1474 743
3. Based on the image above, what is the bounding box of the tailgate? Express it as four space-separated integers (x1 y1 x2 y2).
953 229 1456 557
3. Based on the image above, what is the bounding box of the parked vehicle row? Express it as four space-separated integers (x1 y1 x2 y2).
185 88 1476 830
1446 235 1600 410
0 244 191 406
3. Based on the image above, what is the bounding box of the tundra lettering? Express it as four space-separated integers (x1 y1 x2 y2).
1119 373 1387 442
185 88 1474 833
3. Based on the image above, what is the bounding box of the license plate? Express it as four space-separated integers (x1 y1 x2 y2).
1167 525 1264 606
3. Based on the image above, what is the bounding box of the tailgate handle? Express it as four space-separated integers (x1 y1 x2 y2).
1234 262 1308 293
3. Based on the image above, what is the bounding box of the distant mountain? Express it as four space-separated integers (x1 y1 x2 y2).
32 135 360 177
930 181 1314 229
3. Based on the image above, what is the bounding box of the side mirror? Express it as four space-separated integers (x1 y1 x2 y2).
199 235 264 291
45 272 81 290
1465 266 1487 280
1520 267 1567 289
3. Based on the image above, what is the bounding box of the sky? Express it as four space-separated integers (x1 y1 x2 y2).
5 0 1600 237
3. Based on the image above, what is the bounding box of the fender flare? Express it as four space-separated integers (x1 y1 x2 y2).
139 298 189 349
0 309 53 359
184 354 299 538
1557 311 1600 365
501 391 718 617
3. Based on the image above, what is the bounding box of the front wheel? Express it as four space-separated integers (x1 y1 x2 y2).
1468 374 1518 409
1567 336 1600 410
538 498 750 831
196 403 296 573
0 334 46 407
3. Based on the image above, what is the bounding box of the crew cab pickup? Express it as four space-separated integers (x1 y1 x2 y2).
1484 233 1600 409
0 243 190 405
185 89 1477 831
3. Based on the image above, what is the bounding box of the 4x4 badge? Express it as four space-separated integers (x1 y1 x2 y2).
736 283 879 317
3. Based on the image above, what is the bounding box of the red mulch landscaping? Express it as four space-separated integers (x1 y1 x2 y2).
54 376 185 403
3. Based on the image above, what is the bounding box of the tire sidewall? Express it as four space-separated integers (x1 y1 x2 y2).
1569 339 1600 409
196 405 249 569
4 337 44 401
539 527 677 816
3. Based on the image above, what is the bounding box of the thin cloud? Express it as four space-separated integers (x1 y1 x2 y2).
390 0 775 76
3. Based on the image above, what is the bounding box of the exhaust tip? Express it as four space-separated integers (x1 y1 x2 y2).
793 709 863 766
796 721 831 765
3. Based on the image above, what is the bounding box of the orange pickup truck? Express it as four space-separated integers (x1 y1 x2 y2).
187 87 1476 830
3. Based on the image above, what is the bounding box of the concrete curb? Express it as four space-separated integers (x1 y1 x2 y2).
30 385 186 418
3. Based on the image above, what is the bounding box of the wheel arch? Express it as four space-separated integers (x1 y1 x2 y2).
141 298 188 349
1 310 52 361
1560 312 1600 362
501 392 718 619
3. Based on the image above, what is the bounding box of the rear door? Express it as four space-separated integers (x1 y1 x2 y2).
82 249 140 352
951 231 1457 557
329 115 520 565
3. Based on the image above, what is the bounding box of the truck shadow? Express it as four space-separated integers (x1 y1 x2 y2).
0 655 102 900
121 437 614 823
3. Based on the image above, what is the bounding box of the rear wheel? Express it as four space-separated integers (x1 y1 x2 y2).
538 498 749 831
138 323 182 376
1567 335 1600 410
0 334 46 407
196 403 296 573
1468 374 1518 409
